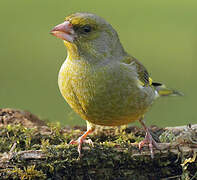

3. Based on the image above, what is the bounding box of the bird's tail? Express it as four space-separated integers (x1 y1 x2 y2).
152 82 183 97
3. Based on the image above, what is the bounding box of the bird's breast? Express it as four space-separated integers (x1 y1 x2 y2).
58 59 155 126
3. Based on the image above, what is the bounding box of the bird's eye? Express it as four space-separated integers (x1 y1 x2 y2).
83 25 92 33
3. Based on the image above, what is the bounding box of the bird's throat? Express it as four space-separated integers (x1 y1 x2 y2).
64 41 80 60
64 40 105 63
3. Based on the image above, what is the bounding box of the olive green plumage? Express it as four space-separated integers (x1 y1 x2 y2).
55 12 181 128
50 12 183 157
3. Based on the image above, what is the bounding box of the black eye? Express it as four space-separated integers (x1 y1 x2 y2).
83 25 92 33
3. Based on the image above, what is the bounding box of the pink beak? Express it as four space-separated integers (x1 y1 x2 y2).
50 21 76 42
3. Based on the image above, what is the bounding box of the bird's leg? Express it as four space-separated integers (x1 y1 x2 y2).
138 118 159 158
69 128 94 157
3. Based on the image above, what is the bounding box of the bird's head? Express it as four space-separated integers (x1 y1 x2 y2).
51 12 125 61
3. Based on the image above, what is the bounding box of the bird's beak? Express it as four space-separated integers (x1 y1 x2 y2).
50 21 76 42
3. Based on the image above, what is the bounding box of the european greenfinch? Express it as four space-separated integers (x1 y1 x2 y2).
51 12 182 158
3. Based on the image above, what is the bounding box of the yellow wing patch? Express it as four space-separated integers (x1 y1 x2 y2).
138 77 153 87
148 77 153 85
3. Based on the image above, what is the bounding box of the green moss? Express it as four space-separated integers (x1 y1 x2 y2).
0 123 196 179
181 152 197 179
0 125 37 153
159 130 176 143
9 165 46 180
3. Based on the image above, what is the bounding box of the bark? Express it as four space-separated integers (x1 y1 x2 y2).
0 108 196 180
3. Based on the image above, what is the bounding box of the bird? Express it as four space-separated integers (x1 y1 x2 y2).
50 12 182 158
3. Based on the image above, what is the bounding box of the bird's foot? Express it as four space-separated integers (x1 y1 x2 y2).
69 129 93 157
138 130 159 158
69 138 93 157
138 118 160 158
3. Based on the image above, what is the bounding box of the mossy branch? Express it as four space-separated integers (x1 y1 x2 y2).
0 108 197 180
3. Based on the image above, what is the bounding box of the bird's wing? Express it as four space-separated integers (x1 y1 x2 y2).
121 56 152 86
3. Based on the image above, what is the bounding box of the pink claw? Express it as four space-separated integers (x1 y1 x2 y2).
138 130 159 158
69 129 94 157
138 118 160 158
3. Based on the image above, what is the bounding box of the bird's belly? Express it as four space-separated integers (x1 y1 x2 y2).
58 61 155 126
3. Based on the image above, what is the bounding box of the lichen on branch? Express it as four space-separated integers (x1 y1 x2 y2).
0 108 197 180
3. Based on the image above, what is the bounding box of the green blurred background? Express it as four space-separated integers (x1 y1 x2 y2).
0 0 196 127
